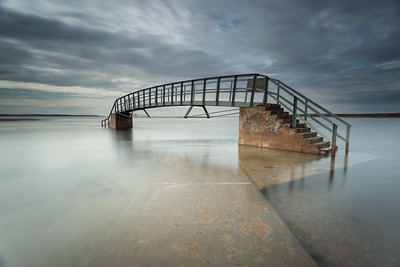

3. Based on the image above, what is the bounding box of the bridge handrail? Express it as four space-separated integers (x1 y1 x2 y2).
267 78 350 152
269 78 351 126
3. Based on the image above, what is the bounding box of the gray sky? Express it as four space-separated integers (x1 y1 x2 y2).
1 0 399 115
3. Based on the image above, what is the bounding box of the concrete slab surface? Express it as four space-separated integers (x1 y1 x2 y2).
83 147 317 267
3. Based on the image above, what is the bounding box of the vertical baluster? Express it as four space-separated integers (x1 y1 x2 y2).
171 85 173 104
231 76 237 106
148 89 151 106
331 124 338 157
191 80 195 105
345 125 351 153
154 87 157 106
163 85 166 106
292 96 298 128
277 82 280 104
216 77 221 106
250 74 257 106
263 77 269 105
305 99 308 121
180 82 184 105
202 79 207 106
229 80 233 102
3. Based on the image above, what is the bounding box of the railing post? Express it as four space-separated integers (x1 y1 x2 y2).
148 89 151 106
277 82 280 104
231 75 237 106
250 74 257 106
163 85 166 106
202 79 207 106
191 80 195 105
292 96 298 128
305 99 308 121
345 125 351 153
180 82 184 105
216 77 221 106
229 81 233 102
154 87 158 106
171 84 174 105
263 77 269 106
331 123 338 157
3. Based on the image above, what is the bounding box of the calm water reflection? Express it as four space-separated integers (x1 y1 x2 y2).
0 117 398 266
0 117 240 267
263 118 400 267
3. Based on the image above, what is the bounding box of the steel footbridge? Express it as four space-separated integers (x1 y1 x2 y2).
101 73 351 153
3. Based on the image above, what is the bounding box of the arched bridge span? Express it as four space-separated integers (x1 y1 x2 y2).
101 73 351 153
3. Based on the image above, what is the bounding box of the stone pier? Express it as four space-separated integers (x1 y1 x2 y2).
239 105 328 154
109 113 133 129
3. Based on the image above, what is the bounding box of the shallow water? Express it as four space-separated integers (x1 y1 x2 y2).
264 118 400 266
0 117 240 267
0 116 399 266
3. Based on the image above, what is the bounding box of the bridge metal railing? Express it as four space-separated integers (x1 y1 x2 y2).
101 73 351 153
266 78 351 153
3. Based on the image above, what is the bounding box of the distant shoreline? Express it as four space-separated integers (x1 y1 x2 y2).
305 113 400 118
0 113 399 122
0 114 101 122
0 114 101 117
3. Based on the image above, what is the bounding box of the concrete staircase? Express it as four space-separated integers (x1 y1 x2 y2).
266 104 332 155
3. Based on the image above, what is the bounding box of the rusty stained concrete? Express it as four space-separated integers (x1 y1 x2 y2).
239 106 322 154
83 145 319 267
109 113 133 129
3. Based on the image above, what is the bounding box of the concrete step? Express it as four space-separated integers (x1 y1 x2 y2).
271 110 284 116
318 146 332 155
281 116 290 121
300 131 317 138
306 136 323 144
313 141 330 149
296 127 311 133
266 104 281 109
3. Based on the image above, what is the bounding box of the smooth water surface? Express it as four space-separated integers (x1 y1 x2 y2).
0 116 399 266
264 118 400 266
0 117 240 267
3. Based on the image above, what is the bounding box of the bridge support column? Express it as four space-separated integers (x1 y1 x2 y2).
109 113 133 129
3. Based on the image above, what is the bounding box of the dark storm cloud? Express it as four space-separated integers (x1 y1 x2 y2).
0 87 78 100
0 7 233 91
0 0 399 114
231 0 400 112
